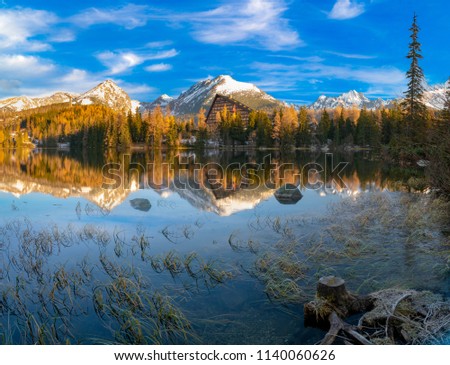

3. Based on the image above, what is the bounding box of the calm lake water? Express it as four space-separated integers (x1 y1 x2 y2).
0 148 448 344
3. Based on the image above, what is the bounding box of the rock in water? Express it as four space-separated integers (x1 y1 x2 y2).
274 184 303 205
130 198 151 212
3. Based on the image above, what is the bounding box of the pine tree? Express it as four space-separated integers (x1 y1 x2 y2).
356 109 380 147
331 110 344 145
381 109 393 145
402 13 427 133
166 118 179 148
318 109 331 143
251 111 272 147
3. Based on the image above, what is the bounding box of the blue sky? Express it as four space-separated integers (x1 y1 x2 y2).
0 0 448 104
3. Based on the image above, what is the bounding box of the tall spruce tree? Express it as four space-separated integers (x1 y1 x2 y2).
402 13 427 134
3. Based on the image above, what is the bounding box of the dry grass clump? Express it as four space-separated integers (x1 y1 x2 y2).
93 274 193 344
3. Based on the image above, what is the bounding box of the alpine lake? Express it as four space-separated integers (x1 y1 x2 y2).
0 148 448 345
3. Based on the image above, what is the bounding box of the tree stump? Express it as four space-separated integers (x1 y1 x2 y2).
317 276 348 305
304 276 374 330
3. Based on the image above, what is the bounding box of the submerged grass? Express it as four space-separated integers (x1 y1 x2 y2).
245 192 450 304
0 217 235 345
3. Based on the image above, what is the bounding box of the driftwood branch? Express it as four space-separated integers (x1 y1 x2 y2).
319 311 373 345
385 292 413 339
319 312 342 345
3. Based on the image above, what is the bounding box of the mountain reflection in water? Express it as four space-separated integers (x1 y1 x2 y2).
0 148 417 216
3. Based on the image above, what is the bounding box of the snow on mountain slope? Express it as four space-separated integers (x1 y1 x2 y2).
143 75 282 116
34 92 79 107
0 80 132 113
310 90 388 110
140 94 174 112
0 92 78 112
131 99 141 111
0 96 36 112
310 83 449 111
74 80 132 112
422 81 449 110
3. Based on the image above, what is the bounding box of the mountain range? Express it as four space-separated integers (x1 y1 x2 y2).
309 83 449 111
309 90 389 110
0 76 448 116
0 79 132 113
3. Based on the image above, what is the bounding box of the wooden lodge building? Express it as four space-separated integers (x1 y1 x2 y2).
205 94 253 126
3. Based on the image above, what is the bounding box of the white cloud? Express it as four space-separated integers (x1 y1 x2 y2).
48 29 77 43
328 0 365 20
70 4 150 30
96 48 179 75
0 55 54 79
146 49 179 60
248 60 405 96
304 64 404 85
69 1 300 51
97 51 145 75
326 51 376 59
270 55 325 63
145 41 173 48
56 69 103 93
116 82 157 96
0 8 59 51
0 79 22 94
188 0 301 51
364 86 405 98
145 63 172 72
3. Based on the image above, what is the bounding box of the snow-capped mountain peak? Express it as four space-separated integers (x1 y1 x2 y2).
310 90 388 110
342 90 369 104
75 80 132 111
214 74 260 94
139 93 174 112
156 94 175 106
144 75 282 116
